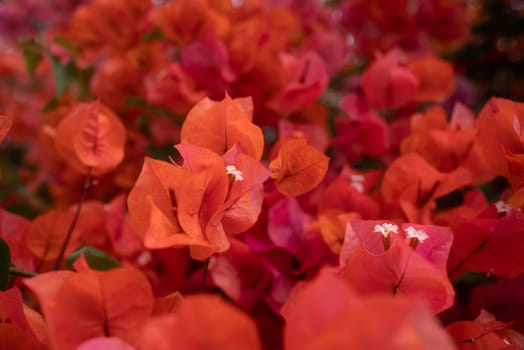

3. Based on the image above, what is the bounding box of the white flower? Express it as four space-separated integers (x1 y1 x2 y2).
226 165 244 182
373 223 399 238
495 201 511 214
350 174 365 193
404 226 429 243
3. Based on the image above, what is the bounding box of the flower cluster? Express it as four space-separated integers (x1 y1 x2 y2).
1 0 524 349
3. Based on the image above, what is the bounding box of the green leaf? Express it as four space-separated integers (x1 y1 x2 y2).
0 237 11 291
50 55 78 96
21 39 43 75
53 37 80 56
66 246 121 271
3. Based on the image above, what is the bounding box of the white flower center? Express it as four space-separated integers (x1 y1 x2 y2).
404 226 429 243
226 165 244 182
373 223 399 238
495 201 511 214
350 174 365 193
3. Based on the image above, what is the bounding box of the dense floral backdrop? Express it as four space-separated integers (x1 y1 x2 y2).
1 0 524 349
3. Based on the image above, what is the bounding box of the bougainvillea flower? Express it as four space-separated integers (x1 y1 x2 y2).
140 295 261 350
267 197 332 274
181 34 236 98
282 269 456 350
448 207 524 279
0 288 46 350
267 51 328 115
221 144 270 233
128 142 268 260
154 0 230 47
401 105 476 172
332 93 391 162
447 309 524 349
104 194 144 258
65 0 151 50
407 56 456 103
278 119 330 152
90 56 141 110
463 97 524 184
127 150 228 260
317 166 381 220
381 152 471 223
145 63 206 116
54 101 126 176
361 50 418 109
433 189 489 227
269 138 329 196
24 261 154 350
180 94 264 160
340 219 455 313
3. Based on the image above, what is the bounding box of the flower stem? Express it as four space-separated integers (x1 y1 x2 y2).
9 266 37 278
382 234 391 251
53 169 92 270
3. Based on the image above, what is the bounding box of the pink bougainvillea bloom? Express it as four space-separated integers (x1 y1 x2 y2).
340 219 454 313
282 269 456 350
362 51 418 109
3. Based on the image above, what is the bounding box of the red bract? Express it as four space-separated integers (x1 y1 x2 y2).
340 220 455 313
401 105 476 172
464 97 524 184
447 309 524 349
140 295 262 350
381 153 471 223
0 209 34 271
0 288 46 350
24 261 154 350
210 238 272 308
407 56 456 103
282 269 456 349
153 0 229 47
448 208 524 279
54 101 127 176
361 51 418 110
332 94 391 162
145 63 206 116
268 51 328 115
181 34 236 98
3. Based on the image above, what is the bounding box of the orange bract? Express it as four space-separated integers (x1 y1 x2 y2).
180 95 264 160
407 56 455 103
54 101 126 176
269 138 329 196
140 295 261 350
24 263 154 350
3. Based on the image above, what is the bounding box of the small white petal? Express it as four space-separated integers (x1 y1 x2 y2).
226 165 244 182
373 223 399 238
495 201 511 214
405 226 429 243
350 174 365 193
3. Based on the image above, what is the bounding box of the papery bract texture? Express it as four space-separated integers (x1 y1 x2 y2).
24 264 154 350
